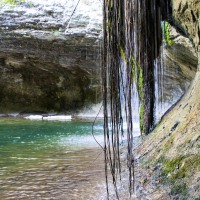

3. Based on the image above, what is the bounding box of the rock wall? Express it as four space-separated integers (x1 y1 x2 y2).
135 1 200 199
172 0 199 47
172 0 200 64
0 0 198 116
154 24 198 122
155 0 200 120
0 0 102 114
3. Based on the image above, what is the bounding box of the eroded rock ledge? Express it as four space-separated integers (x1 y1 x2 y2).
158 26 197 119
0 0 102 113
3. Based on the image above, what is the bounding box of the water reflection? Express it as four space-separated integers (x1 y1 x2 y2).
0 118 106 200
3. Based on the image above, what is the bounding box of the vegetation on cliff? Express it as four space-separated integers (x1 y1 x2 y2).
0 0 25 6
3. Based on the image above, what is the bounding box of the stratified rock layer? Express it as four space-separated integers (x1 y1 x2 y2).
0 0 198 116
0 0 102 113
172 0 200 51
156 27 197 120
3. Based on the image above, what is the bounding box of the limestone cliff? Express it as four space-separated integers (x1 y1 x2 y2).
156 26 197 121
0 0 102 114
0 0 198 117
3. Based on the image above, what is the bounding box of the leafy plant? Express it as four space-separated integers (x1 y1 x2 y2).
161 21 174 46
0 0 26 6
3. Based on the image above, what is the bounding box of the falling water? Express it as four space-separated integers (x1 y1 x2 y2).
154 32 165 124
102 0 172 196
119 59 141 137
154 21 192 124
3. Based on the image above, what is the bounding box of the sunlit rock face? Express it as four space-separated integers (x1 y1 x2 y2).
0 0 198 116
155 26 198 121
172 0 200 51
0 0 102 113
154 0 199 120
172 0 200 74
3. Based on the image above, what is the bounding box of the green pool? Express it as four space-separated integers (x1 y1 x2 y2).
0 118 105 200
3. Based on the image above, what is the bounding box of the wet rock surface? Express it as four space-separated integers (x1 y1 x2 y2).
155 25 198 121
134 1 200 199
0 0 102 113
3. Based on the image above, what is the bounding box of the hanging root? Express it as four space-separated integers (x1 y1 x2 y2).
102 0 171 198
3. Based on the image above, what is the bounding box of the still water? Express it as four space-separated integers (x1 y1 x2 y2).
0 118 106 200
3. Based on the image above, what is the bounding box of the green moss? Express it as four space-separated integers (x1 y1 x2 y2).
161 21 174 46
120 47 126 62
157 155 165 163
138 66 144 99
170 182 188 197
107 20 112 31
138 65 145 133
131 55 136 80
131 55 144 95
195 197 200 200
152 153 200 199
162 156 185 178
159 155 200 184
109 0 113 9
1 0 25 5
163 136 174 153
188 155 200 169
139 103 145 133
157 156 189 198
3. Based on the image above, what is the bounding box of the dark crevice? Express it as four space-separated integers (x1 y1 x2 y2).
181 3 188 14
198 26 200 45
178 3 182 12
168 20 189 38
191 10 197 23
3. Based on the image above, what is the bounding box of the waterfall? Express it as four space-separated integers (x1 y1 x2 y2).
102 0 172 197
154 39 165 123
